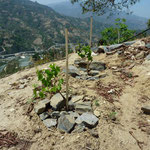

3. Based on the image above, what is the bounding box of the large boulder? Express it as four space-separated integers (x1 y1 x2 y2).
89 62 106 71
50 93 65 110
76 112 99 128
57 115 75 133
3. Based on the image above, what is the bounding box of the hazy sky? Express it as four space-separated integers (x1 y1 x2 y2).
32 0 150 18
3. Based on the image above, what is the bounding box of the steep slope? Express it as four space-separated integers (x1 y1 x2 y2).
49 1 148 30
0 0 108 54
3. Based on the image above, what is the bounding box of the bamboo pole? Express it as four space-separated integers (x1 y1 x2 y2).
65 28 69 110
90 16 93 48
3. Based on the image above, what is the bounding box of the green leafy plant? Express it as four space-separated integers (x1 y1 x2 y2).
77 45 93 73
147 19 150 28
33 64 64 99
101 18 135 45
94 100 100 107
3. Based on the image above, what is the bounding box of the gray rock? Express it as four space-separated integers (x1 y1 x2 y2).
50 93 65 110
146 43 150 49
64 65 80 77
91 47 99 53
87 76 99 81
68 101 75 110
141 106 150 114
124 41 136 46
34 101 46 114
51 111 60 119
40 99 51 107
75 102 92 114
72 124 86 133
89 70 99 76
146 54 150 60
57 115 75 133
71 95 84 103
74 59 88 68
89 62 106 71
60 111 68 116
43 119 57 128
76 112 99 128
39 112 49 121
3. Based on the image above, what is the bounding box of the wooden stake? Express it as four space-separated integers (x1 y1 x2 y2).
65 28 69 110
90 16 93 48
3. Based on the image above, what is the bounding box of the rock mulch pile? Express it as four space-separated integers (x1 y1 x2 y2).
64 60 106 81
34 93 99 133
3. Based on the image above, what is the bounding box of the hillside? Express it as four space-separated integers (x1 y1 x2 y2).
0 0 108 54
0 37 150 149
49 1 148 30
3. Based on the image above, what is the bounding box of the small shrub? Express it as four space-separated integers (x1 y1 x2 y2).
33 64 64 99
77 45 93 73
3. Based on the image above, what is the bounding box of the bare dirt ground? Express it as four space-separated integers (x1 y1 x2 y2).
0 40 150 150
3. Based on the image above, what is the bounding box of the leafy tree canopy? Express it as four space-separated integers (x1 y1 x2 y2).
147 19 150 28
71 0 139 15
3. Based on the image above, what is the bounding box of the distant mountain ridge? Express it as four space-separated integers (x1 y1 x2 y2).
49 1 148 30
0 0 108 54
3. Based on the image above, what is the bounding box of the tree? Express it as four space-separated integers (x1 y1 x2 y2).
70 0 139 15
147 19 150 28
101 18 135 45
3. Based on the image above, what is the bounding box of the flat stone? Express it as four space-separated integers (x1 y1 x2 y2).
71 95 84 103
89 70 99 76
39 112 49 120
87 76 99 81
64 65 80 77
124 41 136 46
57 115 75 133
40 99 51 107
75 102 92 114
72 124 86 133
89 62 106 71
43 119 57 128
76 112 99 128
50 93 65 110
34 102 46 114
141 106 150 114
146 43 150 49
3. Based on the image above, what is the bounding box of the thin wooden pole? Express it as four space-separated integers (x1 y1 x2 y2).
90 16 93 48
65 28 69 110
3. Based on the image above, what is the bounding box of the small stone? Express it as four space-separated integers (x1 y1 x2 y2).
40 99 51 107
141 106 150 114
34 102 46 114
76 112 99 128
39 112 49 120
72 124 86 133
89 70 99 76
57 115 75 133
94 110 100 117
64 65 80 77
89 62 106 71
60 111 68 116
43 119 57 128
87 76 99 81
51 111 60 119
19 84 26 89
71 95 84 103
75 102 92 114
50 93 65 110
